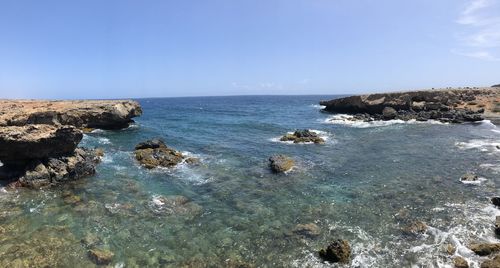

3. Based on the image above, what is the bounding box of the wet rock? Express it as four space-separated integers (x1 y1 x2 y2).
135 139 187 169
454 256 469 268
292 223 321 238
269 155 294 173
382 107 398 120
492 197 500 208
469 243 500 256
88 248 114 265
460 174 478 182
0 125 82 165
318 239 351 263
63 194 82 205
402 221 428 235
481 255 500 268
280 129 325 144
149 195 202 217
446 244 456 255
7 148 102 188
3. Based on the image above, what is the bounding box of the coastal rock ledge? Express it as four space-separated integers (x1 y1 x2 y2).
320 87 500 124
0 100 142 188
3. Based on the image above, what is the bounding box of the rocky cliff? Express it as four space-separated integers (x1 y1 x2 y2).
320 87 500 124
0 100 142 188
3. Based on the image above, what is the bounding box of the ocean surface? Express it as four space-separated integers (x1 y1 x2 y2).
1 95 499 267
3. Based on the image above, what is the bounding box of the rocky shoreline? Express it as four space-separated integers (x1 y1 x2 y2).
320 87 500 124
0 100 142 188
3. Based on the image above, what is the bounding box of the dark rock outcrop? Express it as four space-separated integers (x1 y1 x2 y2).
2 148 102 188
135 139 196 169
492 197 500 208
469 243 500 256
320 88 500 124
0 125 82 166
280 129 325 144
318 239 351 263
0 100 142 130
495 216 500 237
269 155 294 173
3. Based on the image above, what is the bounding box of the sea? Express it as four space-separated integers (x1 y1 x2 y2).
0 95 499 267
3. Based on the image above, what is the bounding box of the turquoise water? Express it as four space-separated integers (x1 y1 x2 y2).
1 95 499 267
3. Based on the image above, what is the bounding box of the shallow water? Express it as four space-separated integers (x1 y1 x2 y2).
1 95 499 267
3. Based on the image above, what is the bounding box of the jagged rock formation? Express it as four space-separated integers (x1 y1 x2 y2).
134 139 197 169
280 129 325 144
320 87 500 124
0 100 142 129
0 100 142 188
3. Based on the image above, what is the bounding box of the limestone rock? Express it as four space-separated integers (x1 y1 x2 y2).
454 256 469 268
292 223 321 238
402 221 428 235
460 174 479 182
0 125 82 165
481 255 500 268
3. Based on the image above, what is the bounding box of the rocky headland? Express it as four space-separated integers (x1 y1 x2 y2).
0 100 142 188
320 87 500 124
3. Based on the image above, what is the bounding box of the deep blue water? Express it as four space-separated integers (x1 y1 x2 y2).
0 95 499 267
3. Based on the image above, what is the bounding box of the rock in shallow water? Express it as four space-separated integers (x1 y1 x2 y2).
318 239 351 263
402 221 428 235
454 256 469 268
135 139 195 169
280 129 325 144
460 174 479 182
481 255 500 268
88 248 114 265
292 223 320 238
268 155 294 173
469 243 500 256
2 148 102 188
148 195 202 217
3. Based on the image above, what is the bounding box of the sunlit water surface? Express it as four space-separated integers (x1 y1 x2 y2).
0 96 499 267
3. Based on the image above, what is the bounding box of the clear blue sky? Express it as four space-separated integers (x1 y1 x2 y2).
0 0 499 99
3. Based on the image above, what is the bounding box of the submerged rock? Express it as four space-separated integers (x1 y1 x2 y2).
318 239 351 263
88 248 114 265
135 139 194 169
481 255 500 268
292 223 321 238
402 221 428 235
148 195 202 217
469 243 500 256
280 129 325 144
0 125 82 165
269 155 294 173
454 256 469 268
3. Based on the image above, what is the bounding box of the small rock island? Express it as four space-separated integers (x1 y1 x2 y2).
0 100 142 188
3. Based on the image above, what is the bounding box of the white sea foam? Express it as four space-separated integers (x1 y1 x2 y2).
97 137 111 144
323 114 447 128
455 140 500 152
311 104 326 109
459 176 487 185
